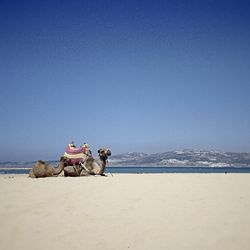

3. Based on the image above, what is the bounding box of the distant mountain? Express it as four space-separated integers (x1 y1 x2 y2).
1 150 250 168
108 150 250 167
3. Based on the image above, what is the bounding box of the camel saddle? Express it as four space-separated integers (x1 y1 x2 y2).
64 145 88 165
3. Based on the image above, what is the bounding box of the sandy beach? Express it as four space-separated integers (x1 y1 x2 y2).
0 174 250 250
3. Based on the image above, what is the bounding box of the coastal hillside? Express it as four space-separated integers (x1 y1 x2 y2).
108 150 250 167
1 150 250 168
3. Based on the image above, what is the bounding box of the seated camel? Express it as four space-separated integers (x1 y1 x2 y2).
29 157 65 178
64 148 111 177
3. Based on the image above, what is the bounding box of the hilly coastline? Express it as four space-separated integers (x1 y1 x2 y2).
1 150 250 168
108 150 250 167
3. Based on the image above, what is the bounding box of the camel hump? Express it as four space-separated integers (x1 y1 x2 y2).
37 160 46 164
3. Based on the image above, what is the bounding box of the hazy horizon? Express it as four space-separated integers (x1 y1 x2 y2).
1 147 250 162
1 0 250 161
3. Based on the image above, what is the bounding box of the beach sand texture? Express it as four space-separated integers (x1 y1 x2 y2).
0 174 250 250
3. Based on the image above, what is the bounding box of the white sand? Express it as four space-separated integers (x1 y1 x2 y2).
0 174 250 250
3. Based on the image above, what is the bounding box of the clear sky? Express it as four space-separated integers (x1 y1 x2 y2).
0 0 250 161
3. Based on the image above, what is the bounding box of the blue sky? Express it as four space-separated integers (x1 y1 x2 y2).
0 0 250 161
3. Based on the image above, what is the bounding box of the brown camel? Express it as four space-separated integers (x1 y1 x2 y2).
64 148 111 177
29 157 65 178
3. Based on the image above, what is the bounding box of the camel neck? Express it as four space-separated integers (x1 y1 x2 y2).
98 157 107 175
53 161 64 175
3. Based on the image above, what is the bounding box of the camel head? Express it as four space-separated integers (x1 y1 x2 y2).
98 148 112 160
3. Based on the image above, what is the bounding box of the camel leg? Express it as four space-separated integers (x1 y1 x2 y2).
79 169 91 176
